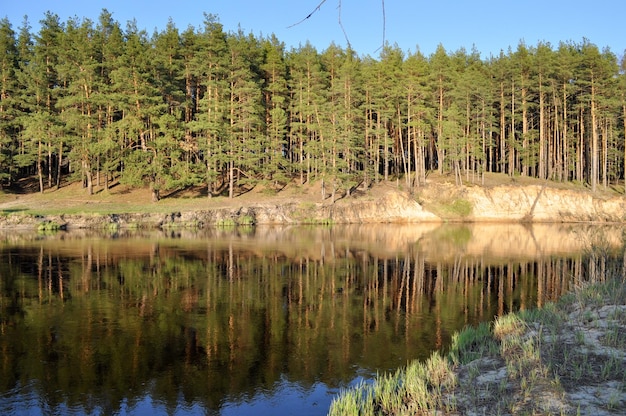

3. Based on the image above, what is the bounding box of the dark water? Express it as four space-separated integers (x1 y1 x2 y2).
0 223 622 415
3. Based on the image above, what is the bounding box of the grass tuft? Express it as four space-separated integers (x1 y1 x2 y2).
37 220 62 232
216 218 236 227
449 322 497 365
330 249 626 416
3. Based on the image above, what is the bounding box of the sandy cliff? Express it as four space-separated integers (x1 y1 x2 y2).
0 181 625 230
464 184 626 222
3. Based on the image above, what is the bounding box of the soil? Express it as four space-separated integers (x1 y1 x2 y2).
1 172 622 228
0 175 353 212
444 287 626 415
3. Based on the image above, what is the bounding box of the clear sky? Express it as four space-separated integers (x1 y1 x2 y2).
1 0 624 59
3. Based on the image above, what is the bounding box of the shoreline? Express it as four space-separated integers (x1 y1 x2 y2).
329 275 626 415
1 178 626 230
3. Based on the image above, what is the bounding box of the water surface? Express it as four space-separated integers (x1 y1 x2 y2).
0 223 621 415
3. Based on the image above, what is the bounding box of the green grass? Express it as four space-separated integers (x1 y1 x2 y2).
449 321 498 365
216 218 236 227
292 201 334 225
299 217 334 225
424 197 473 220
102 222 120 232
328 353 456 416
329 262 626 415
238 215 255 226
161 220 201 229
37 220 62 232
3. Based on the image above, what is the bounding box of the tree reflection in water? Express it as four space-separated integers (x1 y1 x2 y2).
0 224 623 415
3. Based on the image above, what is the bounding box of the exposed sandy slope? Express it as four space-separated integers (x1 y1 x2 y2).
1 173 625 229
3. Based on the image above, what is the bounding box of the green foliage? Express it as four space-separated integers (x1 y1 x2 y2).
238 215 255 225
0 12 624 195
103 222 120 232
37 220 61 232
216 218 236 227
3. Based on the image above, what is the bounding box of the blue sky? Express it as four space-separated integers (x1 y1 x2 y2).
1 0 624 59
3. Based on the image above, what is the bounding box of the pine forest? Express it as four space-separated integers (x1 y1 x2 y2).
1 10 625 202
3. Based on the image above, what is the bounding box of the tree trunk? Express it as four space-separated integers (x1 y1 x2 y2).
84 160 93 195
591 81 598 193
539 74 547 179
577 108 584 183
37 140 44 194
521 84 528 176
56 140 63 189
499 82 506 174
602 118 608 190
509 80 515 175
47 144 53 188
623 103 626 193
228 159 234 199
437 76 444 174
563 83 568 183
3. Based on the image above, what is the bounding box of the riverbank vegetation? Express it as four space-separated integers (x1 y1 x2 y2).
328 243 626 415
0 11 625 203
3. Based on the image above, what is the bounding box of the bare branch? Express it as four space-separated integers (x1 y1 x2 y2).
289 0 387 54
287 0 328 28
375 0 386 53
337 0 352 49
382 0 387 46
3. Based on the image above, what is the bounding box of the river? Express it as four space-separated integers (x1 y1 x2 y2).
0 223 622 415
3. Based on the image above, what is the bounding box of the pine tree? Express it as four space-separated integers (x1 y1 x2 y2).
286 42 326 186
114 20 165 201
0 18 19 187
321 43 349 202
453 47 489 183
403 49 431 189
576 40 617 192
336 47 364 196
56 16 102 195
260 35 290 191
429 44 453 175
4 11 626 199
94 9 125 190
491 51 513 175
226 30 264 198
153 20 196 192
554 42 579 182
190 14 230 197
534 43 555 180
512 42 534 177
16 12 64 193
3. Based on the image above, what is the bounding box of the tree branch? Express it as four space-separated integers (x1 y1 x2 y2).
289 0 387 54
287 0 328 28
337 0 351 49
